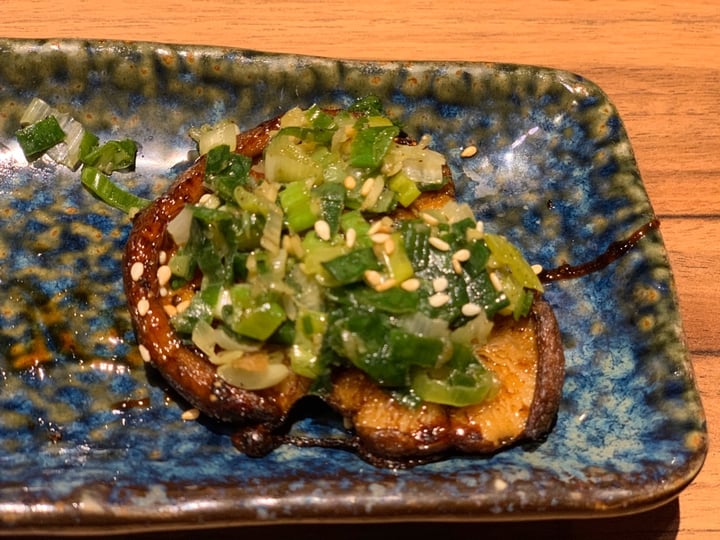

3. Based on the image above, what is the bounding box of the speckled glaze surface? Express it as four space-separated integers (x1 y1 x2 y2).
0 39 707 532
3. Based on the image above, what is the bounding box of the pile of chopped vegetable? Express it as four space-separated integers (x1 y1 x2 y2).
17 96 544 408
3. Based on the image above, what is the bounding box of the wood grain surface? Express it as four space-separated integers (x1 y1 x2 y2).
1 1 717 538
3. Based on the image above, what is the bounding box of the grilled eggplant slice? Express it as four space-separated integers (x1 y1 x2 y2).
122 109 565 466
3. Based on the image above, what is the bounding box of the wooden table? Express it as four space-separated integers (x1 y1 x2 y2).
1 1 717 538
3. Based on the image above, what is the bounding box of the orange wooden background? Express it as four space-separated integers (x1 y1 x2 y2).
1 1 717 538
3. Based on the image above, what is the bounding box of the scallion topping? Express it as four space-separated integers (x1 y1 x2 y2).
16 97 144 215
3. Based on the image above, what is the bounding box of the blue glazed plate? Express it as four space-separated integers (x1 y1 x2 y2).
0 39 707 533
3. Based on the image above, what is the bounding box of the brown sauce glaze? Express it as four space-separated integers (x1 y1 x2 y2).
538 218 660 284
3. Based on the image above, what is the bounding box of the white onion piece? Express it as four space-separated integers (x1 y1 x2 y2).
166 205 193 245
217 362 290 390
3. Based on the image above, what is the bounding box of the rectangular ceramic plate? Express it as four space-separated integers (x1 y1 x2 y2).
0 39 707 533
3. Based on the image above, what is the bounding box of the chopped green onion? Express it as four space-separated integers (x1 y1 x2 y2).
388 170 422 207
229 300 287 341
189 119 240 156
81 139 138 174
410 345 498 407
290 310 328 378
279 181 318 233
19 97 53 126
347 95 385 116
322 247 380 285
16 116 66 158
349 125 400 169
80 166 149 214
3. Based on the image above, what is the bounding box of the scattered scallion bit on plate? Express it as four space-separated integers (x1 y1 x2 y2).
15 97 148 215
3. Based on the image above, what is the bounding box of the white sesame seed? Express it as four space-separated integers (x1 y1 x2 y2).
461 302 482 317
156 265 172 287
432 276 448 292
429 236 450 251
421 212 439 226
452 258 463 275
384 237 395 255
345 227 357 248
370 232 391 244
476 221 485 235
368 217 392 235
158 250 168 265
400 278 421 292
130 261 145 282
489 271 503 291
159 287 168 297
175 300 191 314
367 220 382 235
374 278 397 292
453 248 471 262
360 177 375 196
460 145 478 158
493 477 508 491
531 264 543 275
428 292 451 308
137 297 150 316
138 344 151 363
343 175 357 190
199 193 221 209
364 269 383 287
314 219 331 241
181 408 201 421
163 304 177 317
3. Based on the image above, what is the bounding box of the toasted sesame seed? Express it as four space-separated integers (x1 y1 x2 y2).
452 258 463 274
130 261 145 282
175 300 191 314
163 304 177 317
199 193 220 209
432 276 448 292
138 344 151 363
429 236 450 251
345 227 357 248
364 269 383 286
374 278 397 292
401 278 421 292
489 271 503 291
428 292 450 308
343 175 357 190
460 145 478 158
137 297 150 316
421 212 439 226
370 232 391 244
367 220 383 235
368 217 393 235
157 265 172 287
531 264 543 275
461 302 482 317
384 237 395 255
181 408 201 421
453 248 471 262
314 219 331 241
360 177 375 196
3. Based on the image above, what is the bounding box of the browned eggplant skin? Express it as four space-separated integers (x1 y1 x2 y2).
123 116 312 427
122 115 565 461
